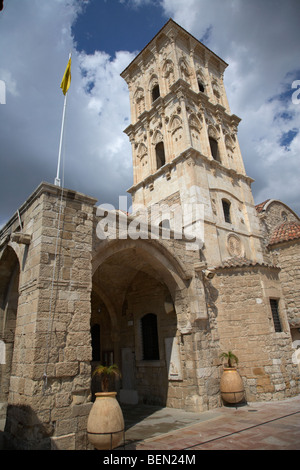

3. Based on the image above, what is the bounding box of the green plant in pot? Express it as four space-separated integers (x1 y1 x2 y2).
219 350 239 369
92 364 122 392
87 364 125 450
219 351 244 404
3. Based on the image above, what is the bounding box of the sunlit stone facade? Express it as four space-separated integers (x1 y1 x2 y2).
0 19 299 450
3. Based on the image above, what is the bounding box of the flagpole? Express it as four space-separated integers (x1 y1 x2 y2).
54 91 68 187
55 52 71 187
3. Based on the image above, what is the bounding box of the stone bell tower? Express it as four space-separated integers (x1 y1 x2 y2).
121 19 264 266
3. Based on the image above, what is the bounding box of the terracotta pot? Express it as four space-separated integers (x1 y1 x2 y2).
220 367 244 404
87 392 125 450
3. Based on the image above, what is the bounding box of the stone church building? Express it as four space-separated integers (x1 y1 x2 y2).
0 19 299 449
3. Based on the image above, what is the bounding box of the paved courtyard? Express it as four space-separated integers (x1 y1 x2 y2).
121 395 300 450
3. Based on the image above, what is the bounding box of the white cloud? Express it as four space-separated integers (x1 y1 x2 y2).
0 0 299 229
0 0 135 226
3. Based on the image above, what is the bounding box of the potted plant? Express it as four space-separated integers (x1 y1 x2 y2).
220 350 239 369
87 364 125 450
92 364 122 393
219 351 244 404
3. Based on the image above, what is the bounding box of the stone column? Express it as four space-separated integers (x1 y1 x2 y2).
3 183 97 450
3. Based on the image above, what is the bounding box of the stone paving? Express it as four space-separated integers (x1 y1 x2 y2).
121 395 300 450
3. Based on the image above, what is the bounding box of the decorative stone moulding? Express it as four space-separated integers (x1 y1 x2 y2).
227 233 244 258
11 232 32 245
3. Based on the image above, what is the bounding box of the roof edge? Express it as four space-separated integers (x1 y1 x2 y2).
256 199 300 220
120 18 228 78
213 256 279 271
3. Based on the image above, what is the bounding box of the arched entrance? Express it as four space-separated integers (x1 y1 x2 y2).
0 246 20 430
91 239 189 407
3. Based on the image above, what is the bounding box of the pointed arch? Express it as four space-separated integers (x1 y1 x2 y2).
149 74 160 103
211 78 221 102
153 129 163 145
170 114 182 133
178 57 190 84
224 133 235 151
207 124 219 141
137 142 148 160
92 238 191 297
155 141 166 169
169 114 184 156
162 59 175 91
134 87 145 118
207 124 221 162
224 133 236 164
196 69 206 93
189 114 202 152
137 143 149 179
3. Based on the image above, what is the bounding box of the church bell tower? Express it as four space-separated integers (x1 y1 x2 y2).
121 19 264 266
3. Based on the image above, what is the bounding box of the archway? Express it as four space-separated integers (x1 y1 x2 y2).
91 239 189 407
0 246 20 430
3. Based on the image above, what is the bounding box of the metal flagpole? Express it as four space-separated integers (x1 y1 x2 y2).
55 52 71 187
54 92 68 187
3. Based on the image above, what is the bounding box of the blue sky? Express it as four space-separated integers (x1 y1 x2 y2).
72 0 168 56
0 0 299 227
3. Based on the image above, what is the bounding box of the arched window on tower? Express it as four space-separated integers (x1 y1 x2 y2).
198 80 205 93
155 141 165 169
152 84 160 102
222 199 231 224
209 137 220 162
141 313 159 360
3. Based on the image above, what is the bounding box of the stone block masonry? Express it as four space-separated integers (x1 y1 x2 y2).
0 183 97 450
1 19 300 450
212 264 299 402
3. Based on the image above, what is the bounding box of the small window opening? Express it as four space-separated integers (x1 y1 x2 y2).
155 142 165 169
222 200 231 224
270 299 282 332
152 84 160 102
91 324 101 361
141 313 159 360
209 137 220 161
198 80 205 93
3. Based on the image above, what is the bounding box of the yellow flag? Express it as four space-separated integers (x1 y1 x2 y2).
60 57 71 95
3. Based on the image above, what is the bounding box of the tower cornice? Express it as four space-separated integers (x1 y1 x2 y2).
127 147 254 197
120 18 228 81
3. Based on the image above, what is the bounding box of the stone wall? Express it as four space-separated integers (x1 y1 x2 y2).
270 241 300 326
0 183 97 450
1 181 300 450
212 264 299 402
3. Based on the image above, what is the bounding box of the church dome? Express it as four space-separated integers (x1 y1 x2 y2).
269 221 300 246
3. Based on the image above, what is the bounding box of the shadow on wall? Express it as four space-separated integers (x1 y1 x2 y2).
0 404 57 450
